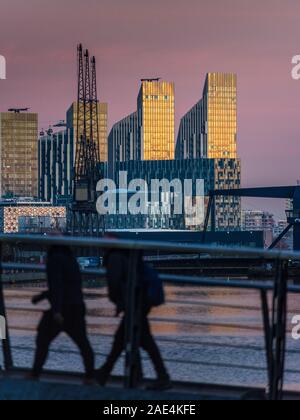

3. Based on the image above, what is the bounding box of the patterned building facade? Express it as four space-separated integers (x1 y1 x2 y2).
0 202 66 233
213 158 241 230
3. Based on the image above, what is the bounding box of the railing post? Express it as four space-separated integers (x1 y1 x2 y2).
124 249 142 389
211 196 216 232
0 242 13 370
260 289 272 395
269 259 288 401
202 194 213 243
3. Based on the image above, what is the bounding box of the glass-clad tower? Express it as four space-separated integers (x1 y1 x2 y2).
0 111 38 198
176 73 237 160
205 73 237 159
138 80 175 161
108 79 175 167
109 74 241 231
176 73 241 231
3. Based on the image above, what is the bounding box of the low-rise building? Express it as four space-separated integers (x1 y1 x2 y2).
0 199 66 233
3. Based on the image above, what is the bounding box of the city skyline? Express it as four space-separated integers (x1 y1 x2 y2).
1 2 300 402
1 0 300 219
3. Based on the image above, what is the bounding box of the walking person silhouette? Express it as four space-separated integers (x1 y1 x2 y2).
96 235 171 390
29 232 94 383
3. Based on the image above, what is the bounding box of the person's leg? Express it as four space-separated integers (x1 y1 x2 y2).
103 316 125 371
140 314 170 382
32 311 60 378
135 350 144 383
95 316 125 385
64 307 94 380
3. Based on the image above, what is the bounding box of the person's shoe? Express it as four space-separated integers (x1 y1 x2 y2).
146 378 172 391
24 372 39 381
83 378 97 386
95 366 110 387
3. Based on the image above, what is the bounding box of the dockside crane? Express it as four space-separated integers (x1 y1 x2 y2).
69 44 102 236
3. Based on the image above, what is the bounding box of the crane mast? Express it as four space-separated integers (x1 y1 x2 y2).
70 44 102 235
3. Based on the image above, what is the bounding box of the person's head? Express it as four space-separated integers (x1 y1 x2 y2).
46 228 70 256
103 232 125 263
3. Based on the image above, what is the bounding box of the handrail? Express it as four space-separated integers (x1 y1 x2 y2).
1 262 107 277
0 233 300 260
2 261 300 294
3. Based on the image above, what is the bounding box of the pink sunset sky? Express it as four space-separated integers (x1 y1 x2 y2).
0 0 300 216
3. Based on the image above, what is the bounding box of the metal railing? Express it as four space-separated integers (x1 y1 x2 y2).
1 234 300 400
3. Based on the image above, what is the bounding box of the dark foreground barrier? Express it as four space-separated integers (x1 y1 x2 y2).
1 234 300 400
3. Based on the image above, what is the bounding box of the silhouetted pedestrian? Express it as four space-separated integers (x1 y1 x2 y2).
30 241 94 383
96 238 171 390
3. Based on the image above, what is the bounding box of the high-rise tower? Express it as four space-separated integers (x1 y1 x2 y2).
176 73 240 231
176 73 237 160
108 79 175 167
138 79 175 161
0 110 38 198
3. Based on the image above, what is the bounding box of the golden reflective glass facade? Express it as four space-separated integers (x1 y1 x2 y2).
176 73 241 230
0 112 38 198
98 103 108 162
206 73 237 159
138 81 175 161
67 101 108 162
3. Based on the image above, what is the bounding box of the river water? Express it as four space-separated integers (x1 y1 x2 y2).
2 285 300 391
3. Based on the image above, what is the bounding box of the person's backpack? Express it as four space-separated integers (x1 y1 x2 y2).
143 263 165 307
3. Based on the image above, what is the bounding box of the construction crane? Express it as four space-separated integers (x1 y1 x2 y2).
8 108 30 113
69 44 102 236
